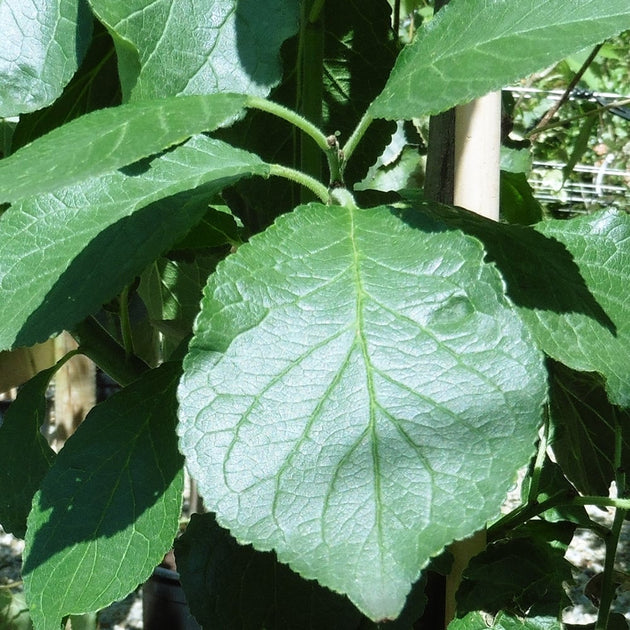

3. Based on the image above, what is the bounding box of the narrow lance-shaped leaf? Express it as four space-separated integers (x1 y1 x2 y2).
23 363 185 630
0 135 269 351
0 365 58 538
88 0 299 101
370 0 630 120
0 0 92 117
177 203 547 621
0 92 248 203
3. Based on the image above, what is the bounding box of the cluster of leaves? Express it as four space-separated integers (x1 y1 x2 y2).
1 1 630 629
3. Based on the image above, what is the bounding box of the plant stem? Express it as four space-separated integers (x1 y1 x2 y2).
71 316 149 386
268 163 330 203
246 95 330 153
525 97 630 138
341 111 374 170
119 285 134 358
297 0 325 200
526 409 550 502
595 418 626 630
529 43 603 142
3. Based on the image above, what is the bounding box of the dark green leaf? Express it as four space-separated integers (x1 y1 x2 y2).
549 361 630 496
500 172 543 225
0 367 57 538
0 135 268 351
521 456 591 528
0 93 248 203
89 0 299 101
172 207 242 250
562 108 598 181
23 363 184 630
321 0 398 184
370 1 630 120
175 512 363 630
178 203 546 621
0 0 92 117
138 255 221 359
406 201 630 407
456 538 572 618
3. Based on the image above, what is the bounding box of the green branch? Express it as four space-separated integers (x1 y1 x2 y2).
246 96 330 153
268 163 330 203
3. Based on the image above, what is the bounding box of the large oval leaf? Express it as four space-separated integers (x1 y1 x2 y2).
177 203 547 621
0 0 92 117
88 0 299 101
370 0 630 120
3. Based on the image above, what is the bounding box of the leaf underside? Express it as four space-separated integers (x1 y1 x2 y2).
177 203 546 621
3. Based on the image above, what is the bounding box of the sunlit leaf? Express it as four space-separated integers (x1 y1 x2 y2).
371 0 630 119
178 203 546 621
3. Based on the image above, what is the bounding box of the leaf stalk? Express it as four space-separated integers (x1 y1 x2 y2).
268 163 330 203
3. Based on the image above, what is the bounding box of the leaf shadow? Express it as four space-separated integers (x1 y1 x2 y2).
394 202 617 336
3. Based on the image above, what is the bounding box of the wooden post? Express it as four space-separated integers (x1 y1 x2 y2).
443 90 502 627
50 332 96 451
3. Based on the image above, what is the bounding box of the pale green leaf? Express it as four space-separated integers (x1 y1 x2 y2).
0 366 57 538
0 135 269 351
370 0 630 120
88 0 299 101
177 203 546 621
23 363 184 630
0 92 248 203
0 0 92 117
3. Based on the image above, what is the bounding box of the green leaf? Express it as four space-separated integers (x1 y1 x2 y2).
370 0 630 120
449 611 562 630
0 365 57 539
177 203 547 621
138 254 221 359
548 361 630 496
406 201 630 408
532 210 630 406
10 20 121 152
175 512 363 630
0 92 248 203
0 0 92 117
88 0 299 101
456 539 572 618
321 0 398 184
23 363 184 630
0 135 269 351
500 172 543 225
